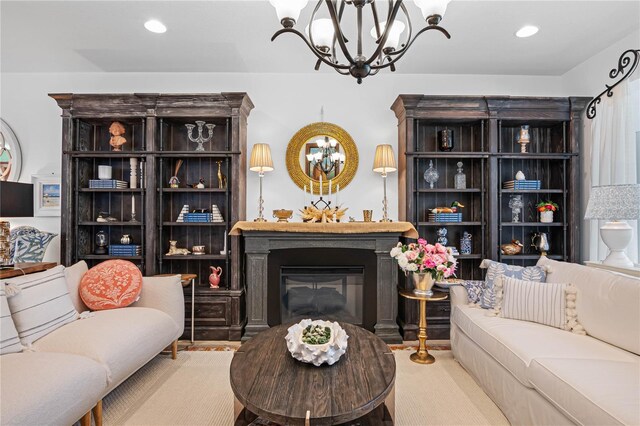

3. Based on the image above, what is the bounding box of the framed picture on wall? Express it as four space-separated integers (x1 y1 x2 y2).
32 174 61 216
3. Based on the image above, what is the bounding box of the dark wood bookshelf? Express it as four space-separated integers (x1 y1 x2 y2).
51 92 253 341
392 95 588 341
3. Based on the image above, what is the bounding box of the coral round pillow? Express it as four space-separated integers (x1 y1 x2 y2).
79 260 142 310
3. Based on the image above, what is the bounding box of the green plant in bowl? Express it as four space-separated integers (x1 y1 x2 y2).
301 324 332 345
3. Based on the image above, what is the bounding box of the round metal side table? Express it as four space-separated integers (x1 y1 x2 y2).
398 288 448 364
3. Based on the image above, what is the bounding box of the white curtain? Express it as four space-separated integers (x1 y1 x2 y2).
582 73 640 265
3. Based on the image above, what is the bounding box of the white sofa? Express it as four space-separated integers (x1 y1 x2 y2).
0 261 185 426
450 257 640 425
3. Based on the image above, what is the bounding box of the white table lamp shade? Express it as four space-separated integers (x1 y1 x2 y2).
584 184 640 220
373 144 397 174
249 143 274 173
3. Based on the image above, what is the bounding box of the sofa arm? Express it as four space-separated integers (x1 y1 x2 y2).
450 285 469 307
132 275 185 336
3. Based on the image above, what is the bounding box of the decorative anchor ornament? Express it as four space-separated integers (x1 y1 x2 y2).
185 121 215 152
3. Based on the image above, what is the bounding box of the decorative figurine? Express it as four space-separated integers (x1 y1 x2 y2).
436 227 448 246
189 178 206 189
166 240 191 256
438 128 454 152
120 234 131 245
517 125 530 153
108 122 127 151
185 121 215 152
460 232 472 255
515 170 526 180
432 201 465 213
169 159 183 188
454 161 466 189
423 160 439 189
531 232 550 256
216 160 227 189
209 266 222 288
95 231 108 254
508 195 524 223
500 240 523 255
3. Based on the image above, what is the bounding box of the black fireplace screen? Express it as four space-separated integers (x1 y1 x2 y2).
280 266 364 326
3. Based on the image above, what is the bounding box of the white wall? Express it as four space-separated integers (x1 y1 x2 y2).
0 70 588 263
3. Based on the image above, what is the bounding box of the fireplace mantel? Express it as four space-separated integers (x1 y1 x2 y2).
232 222 417 343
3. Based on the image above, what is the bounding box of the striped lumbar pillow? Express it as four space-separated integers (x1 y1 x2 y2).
5 265 79 346
493 275 585 334
0 285 23 354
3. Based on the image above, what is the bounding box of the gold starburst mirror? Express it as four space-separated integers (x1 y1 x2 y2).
285 122 358 194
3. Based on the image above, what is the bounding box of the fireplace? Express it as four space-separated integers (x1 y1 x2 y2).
239 229 405 343
267 249 377 331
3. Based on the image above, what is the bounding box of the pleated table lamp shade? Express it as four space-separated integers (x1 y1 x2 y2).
249 143 274 173
373 144 397 174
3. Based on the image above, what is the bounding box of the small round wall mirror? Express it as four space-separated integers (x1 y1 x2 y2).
0 119 23 182
286 122 358 193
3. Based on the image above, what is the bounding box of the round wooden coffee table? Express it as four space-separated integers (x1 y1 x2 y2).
230 322 396 425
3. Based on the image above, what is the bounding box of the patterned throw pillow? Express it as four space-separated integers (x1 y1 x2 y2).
479 259 547 309
5 266 78 346
79 260 143 310
10 227 57 263
0 286 23 354
493 275 585 334
462 280 486 304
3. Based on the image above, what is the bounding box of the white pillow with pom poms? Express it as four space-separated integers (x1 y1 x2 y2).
492 275 585 334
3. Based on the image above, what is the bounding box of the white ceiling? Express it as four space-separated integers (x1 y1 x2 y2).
1 0 638 75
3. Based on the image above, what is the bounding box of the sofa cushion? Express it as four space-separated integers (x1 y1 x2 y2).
452 305 638 387
64 260 89 313
0 286 22 354
4 265 78 346
537 257 640 355
0 351 107 425
479 259 547 309
529 358 640 425
80 259 143 310
32 307 178 386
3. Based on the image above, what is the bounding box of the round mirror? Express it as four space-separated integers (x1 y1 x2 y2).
0 119 23 182
286 122 358 193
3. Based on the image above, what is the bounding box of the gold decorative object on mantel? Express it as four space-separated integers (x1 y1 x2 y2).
286 122 358 194
300 205 348 223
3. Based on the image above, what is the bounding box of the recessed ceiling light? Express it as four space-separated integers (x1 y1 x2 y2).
144 20 167 34
516 25 539 38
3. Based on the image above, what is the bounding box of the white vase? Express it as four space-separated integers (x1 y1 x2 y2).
411 272 435 297
540 210 554 223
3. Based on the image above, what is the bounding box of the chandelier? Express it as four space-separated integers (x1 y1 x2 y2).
269 0 452 84
307 136 346 178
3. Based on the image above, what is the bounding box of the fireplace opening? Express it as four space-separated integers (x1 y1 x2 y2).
267 248 377 332
281 266 364 326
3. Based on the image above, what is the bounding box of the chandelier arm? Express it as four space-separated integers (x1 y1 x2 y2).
370 24 450 70
325 0 355 65
271 28 351 70
365 0 404 66
371 2 382 40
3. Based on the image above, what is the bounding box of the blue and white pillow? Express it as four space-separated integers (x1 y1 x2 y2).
479 259 547 309
462 280 486 304
11 229 57 263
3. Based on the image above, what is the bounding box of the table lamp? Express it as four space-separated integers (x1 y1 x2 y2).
249 143 274 222
373 144 397 223
584 184 640 268
0 181 34 266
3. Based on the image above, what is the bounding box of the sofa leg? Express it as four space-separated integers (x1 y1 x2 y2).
92 400 103 426
80 410 91 426
171 340 178 360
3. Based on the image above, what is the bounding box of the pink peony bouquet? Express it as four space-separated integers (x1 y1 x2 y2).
390 238 457 280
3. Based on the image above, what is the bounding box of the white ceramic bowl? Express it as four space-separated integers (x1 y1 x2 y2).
285 319 349 367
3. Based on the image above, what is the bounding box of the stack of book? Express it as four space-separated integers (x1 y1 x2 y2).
89 179 128 189
428 212 462 223
503 180 541 190
211 205 224 223
108 245 142 256
183 213 213 223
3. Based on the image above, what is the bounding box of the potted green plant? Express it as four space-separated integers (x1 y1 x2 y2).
537 200 559 223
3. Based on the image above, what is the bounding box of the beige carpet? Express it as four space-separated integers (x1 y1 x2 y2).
103 350 508 426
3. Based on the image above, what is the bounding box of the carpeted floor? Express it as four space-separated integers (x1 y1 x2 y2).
102 350 508 426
